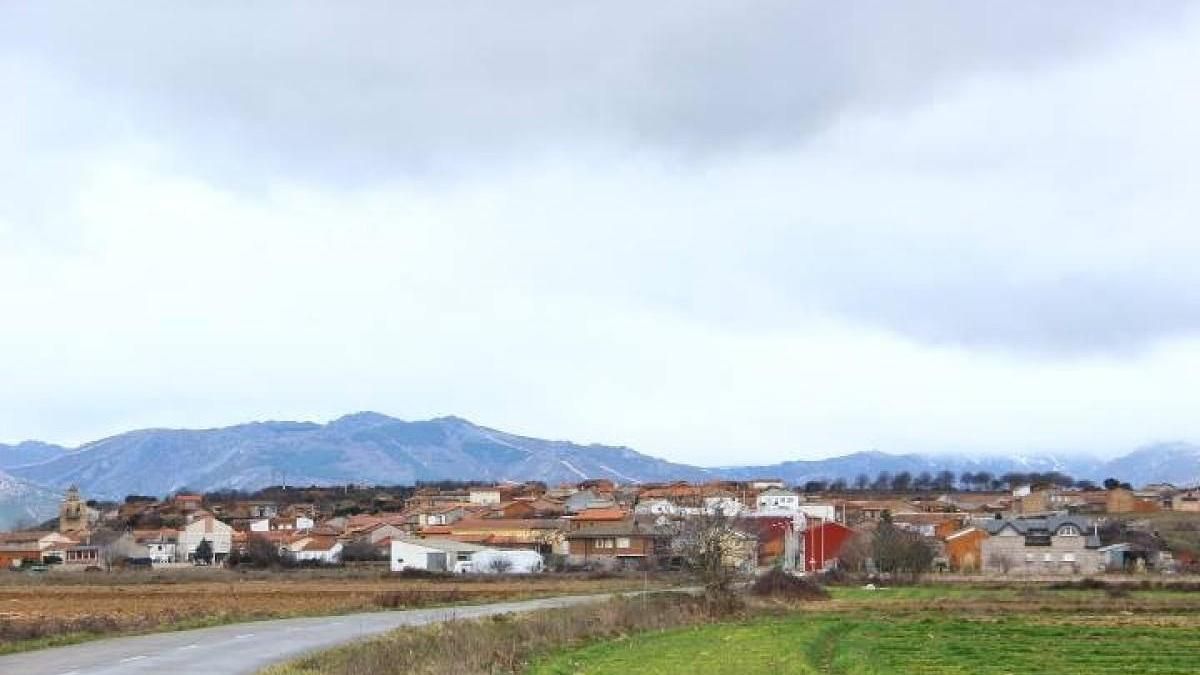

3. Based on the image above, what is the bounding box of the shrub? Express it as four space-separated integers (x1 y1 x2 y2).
749 568 831 601
392 567 454 580
373 589 467 609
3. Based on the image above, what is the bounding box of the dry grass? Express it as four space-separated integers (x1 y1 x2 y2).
0 569 669 650
262 593 735 675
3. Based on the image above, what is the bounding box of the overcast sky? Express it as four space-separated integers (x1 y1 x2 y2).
3 2 1200 464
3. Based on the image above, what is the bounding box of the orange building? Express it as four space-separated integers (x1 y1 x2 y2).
944 527 989 572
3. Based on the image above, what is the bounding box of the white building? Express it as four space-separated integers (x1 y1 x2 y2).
249 516 315 533
390 538 490 573
178 516 233 564
797 503 836 522
633 499 678 516
704 496 745 517
133 531 178 564
469 488 502 505
288 537 343 564
757 488 800 511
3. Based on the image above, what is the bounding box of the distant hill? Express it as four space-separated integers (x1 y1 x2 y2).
7 413 711 499
0 469 60 531
0 441 67 470
5 414 1199 509
719 451 1109 487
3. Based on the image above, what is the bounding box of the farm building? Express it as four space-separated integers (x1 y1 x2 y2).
390 538 489 572
802 521 855 572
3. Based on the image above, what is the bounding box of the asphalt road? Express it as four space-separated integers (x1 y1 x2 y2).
0 592 627 675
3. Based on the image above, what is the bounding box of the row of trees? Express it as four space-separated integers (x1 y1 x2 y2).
801 470 1132 494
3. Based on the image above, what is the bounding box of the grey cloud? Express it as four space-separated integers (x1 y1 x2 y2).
2 1 1186 184
3 1 1198 358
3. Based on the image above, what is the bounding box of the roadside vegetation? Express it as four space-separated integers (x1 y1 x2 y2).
530 610 1200 674
262 578 1200 674
262 593 741 675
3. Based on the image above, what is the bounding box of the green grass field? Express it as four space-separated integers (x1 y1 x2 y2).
529 611 1200 674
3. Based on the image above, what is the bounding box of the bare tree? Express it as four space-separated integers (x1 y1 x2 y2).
238 534 285 568
340 538 385 563
488 557 514 574
872 516 934 582
90 528 141 571
675 514 752 605
836 531 872 576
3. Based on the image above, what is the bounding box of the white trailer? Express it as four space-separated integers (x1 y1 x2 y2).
472 549 544 574
390 538 488 573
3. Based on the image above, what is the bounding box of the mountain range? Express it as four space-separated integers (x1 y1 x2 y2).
1 412 1198 530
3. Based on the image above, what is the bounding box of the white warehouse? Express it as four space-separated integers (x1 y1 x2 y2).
390 538 544 574
390 538 489 573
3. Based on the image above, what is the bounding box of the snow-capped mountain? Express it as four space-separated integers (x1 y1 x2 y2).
5 414 1199 509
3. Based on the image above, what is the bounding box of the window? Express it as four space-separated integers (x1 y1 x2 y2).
1025 553 1034 563
616 537 631 549
1062 553 1076 563
595 538 615 549
1057 525 1081 536
1042 553 1052 563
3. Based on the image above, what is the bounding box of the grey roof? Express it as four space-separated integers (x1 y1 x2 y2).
758 488 797 497
983 516 1101 548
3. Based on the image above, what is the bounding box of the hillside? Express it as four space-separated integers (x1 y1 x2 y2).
8 413 710 499
6 414 1200 503
0 470 60 531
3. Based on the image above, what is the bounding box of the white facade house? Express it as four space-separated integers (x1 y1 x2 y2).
178 516 233 563
289 538 343 564
250 516 315 533
469 488 502 505
634 499 678 516
757 488 801 511
390 538 489 572
133 532 179 564
704 496 745 517
797 503 836 522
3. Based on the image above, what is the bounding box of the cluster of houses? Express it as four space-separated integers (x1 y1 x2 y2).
1 479 1195 576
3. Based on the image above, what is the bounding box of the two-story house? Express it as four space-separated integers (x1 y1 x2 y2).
980 516 1104 574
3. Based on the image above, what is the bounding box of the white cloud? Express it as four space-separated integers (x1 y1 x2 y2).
2 3 1200 463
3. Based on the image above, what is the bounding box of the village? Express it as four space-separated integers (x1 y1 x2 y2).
3 474 1197 578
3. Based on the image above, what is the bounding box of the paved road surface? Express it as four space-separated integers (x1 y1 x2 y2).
0 592 627 675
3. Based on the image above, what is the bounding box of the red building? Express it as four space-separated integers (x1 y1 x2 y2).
745 515 796 568
803 521 855 572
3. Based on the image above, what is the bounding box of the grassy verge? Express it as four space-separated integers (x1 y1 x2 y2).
531 584 1200 674
261 593 739 675
261 581 1200 674
531 611 1200 674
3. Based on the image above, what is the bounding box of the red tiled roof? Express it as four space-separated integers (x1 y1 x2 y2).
570 508 628 521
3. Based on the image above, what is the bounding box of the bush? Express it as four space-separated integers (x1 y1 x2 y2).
749 568 831 601
373 589 467 609
394 567 454 580
1049 577 1110 591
